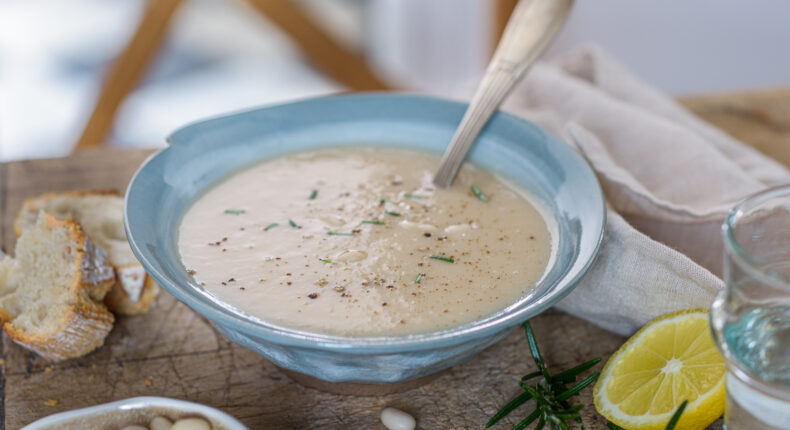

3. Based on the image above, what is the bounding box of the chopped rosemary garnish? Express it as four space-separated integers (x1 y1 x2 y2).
288 219 300 228
430 256 454 263
404 193 427 199
362 220 385 225
224 209 246 215
327 232 354 236
385 211 401 217
319 259 333 264
263 223 278 231
309 189 318 200
380 196 392 203
415 273 424 283
471 185 489 202
486 321 600 429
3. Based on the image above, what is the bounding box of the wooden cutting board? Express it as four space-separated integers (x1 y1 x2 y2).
2 88 788 429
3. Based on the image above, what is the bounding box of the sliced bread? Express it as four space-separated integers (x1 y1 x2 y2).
14 190 159 315
0 212 116 361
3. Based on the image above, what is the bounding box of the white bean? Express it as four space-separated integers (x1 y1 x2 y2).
150 416 174 430
171 417 211 430
380 407 416 430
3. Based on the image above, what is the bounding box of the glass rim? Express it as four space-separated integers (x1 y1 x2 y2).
723 183 790 291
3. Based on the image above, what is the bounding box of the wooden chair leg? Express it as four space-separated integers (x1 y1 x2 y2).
244 0 391 91
75 0 184 150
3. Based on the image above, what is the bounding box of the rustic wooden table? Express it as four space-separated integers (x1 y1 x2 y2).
1 89 788 429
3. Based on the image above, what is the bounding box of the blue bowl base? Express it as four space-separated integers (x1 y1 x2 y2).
280 367 446 395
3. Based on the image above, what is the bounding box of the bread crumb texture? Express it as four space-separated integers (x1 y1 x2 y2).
0 212 115 361
14 190 159 315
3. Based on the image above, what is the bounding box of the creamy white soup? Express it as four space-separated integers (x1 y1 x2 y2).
178 147 553 337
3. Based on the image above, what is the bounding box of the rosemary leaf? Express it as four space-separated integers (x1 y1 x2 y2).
665 400 688 430
309 189 318 200
555 372 600 402
385 211 401 217
327 232 354 236
263 223 278 231
362 220 385 225
415 273 424 283
288 219 299 228
486 390 533 428
224 209 245 215
489 319 601 430
520 385 544 404
471 184 489 202
511 408 541 430
319 259 333 264
524 322 551 381
404 193 428 199
430 255 454 263
556 404 585 415
551 358 602 383
520 370 542 382
606 423 625 430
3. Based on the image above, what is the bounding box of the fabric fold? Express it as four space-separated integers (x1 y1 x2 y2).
461 45 790 334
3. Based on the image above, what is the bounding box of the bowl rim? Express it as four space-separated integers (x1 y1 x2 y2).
124 92 606 353
22 396 247 430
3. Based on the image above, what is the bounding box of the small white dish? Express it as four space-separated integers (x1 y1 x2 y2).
22 396 247 430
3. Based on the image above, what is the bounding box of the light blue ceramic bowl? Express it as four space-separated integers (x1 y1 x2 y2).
125 93 605 384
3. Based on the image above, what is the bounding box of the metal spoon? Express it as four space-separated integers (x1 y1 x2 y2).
433 0 574 188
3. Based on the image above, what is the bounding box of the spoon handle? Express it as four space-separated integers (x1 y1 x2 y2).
433 0 573 188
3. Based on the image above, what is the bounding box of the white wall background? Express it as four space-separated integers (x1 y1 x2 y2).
546 0 790 94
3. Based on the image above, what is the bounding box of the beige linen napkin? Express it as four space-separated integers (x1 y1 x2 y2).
491 45 790 335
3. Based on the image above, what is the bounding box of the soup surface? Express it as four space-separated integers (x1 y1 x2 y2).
178 147 552 336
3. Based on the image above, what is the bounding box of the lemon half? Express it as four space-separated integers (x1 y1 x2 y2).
593 309 725 430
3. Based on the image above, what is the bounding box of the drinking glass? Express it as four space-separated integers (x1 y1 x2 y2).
711 184 790 429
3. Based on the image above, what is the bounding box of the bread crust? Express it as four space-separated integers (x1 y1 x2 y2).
1 213 116 361
104 271 159 315
4 305 114 361
14 189 159 315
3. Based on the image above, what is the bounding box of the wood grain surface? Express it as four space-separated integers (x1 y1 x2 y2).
4 88 789 429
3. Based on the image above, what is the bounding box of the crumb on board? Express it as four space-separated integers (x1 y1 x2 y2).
145 377 153 387
44 399 58 407
44 366 52 373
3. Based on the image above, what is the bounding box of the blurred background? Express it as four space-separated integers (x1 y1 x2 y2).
1 0 789 161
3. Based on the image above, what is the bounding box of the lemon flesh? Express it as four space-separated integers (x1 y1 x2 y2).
594 309 725 430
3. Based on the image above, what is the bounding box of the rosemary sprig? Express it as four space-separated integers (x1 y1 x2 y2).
607 400 688 430
404 193 428 199
309 189 318 200
224 209 246 214
471 185 489 202
430 256 454 263
486 321 601 429
263 223 278 231
385 211 401 217
362 220 385 225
